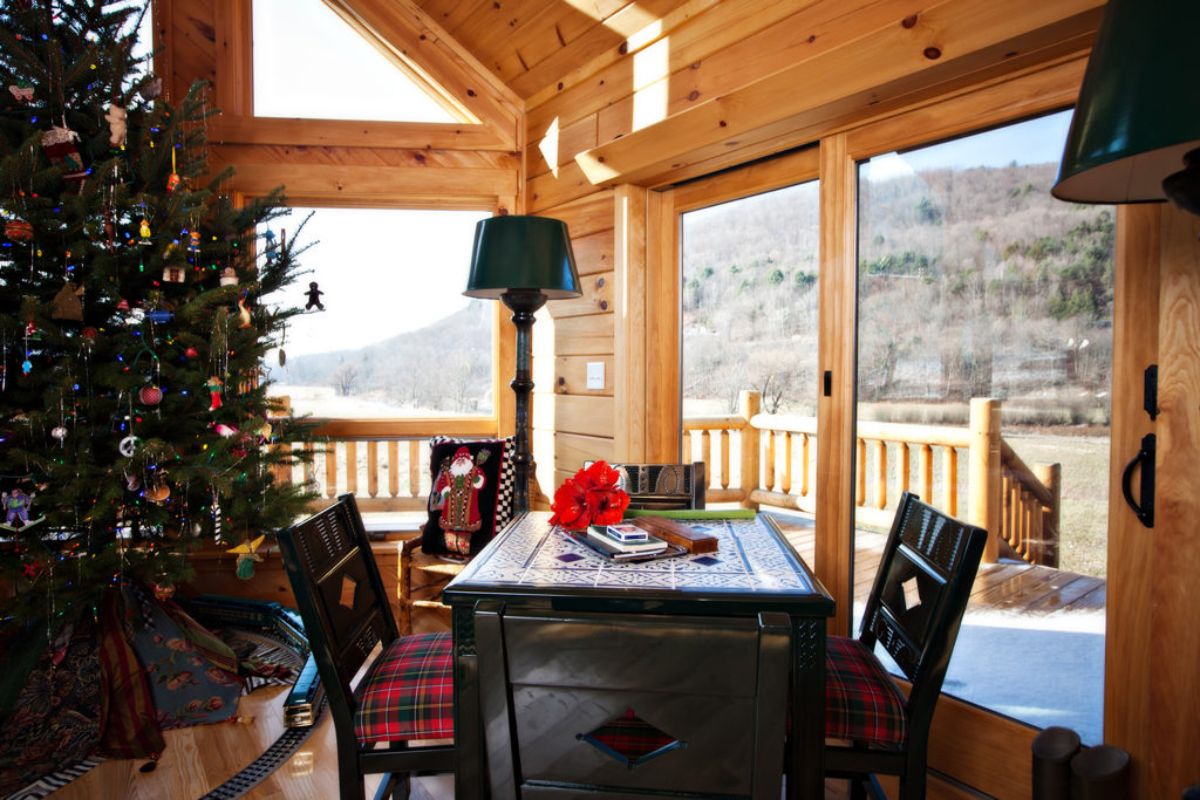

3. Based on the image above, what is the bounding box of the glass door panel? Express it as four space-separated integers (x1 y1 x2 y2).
854 111 1112 742
680 181 821 548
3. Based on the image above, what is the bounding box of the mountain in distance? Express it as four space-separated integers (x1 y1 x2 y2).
270 300 492 413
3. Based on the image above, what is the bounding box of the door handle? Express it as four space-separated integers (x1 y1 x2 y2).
1121 433 1155 529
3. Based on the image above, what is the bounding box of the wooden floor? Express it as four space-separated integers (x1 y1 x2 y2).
53 513 1103 799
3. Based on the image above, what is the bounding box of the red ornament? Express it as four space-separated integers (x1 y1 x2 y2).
82 326 99 340
139 385 163 406
5 219 33 241
116 298 130 311
184 346 199 359
166 172 181 193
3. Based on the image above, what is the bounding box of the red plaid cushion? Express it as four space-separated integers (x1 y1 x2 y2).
825 636 907 746
354 632 454 745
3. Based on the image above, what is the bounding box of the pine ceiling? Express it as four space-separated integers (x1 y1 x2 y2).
415 0 686 98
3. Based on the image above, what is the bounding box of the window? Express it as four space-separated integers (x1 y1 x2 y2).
264 207 493 418
251 0 457 122
855 110 1112 742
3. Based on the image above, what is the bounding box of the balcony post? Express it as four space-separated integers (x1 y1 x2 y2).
1034 462 1062 568
739 390 762 509
969 397 1003 563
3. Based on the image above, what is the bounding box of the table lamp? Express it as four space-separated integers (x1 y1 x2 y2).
464 215 581 513
1051 0 1200 214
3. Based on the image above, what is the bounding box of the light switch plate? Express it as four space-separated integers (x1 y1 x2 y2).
586 361 605 390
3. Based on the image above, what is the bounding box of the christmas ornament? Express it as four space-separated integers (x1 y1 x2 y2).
139 77 162 101
103 204 115 247
227 535 266 580
237 297 252 328
82 326 98 341
184 346 199 359
0 488 44 531
118 434 140 457
263 229 277 265
188 230 201 254
41 126 87 181
8 84 33 104
116 298 130 311
50 425 67 443
138 218 152 245
162 265 186 283
139 385 163 406
51 281 85 322
304 281 324 311
105 105 127 147
4 218 33 241
206 377 223 411
124 472 141 491
145 481 170 504
146 309 173 324
213 423 239 438
219 267 238 287
166 148 180 192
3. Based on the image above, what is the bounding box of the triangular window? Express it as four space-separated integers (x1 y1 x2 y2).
252 0 459 123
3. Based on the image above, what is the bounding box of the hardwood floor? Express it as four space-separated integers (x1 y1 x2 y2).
55 512 1096 798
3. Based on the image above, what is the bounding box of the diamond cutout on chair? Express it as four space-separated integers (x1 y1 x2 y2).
578 708 684 768
340 575 359 609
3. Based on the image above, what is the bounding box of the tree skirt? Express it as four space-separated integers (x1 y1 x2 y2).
1 596 313 800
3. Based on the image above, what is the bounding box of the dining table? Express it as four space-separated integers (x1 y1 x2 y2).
443 509 835 799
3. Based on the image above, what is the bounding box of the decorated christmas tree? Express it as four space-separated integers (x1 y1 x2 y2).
0 2 313 630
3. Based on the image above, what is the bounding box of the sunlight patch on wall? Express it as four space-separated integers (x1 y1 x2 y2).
539 117 561 177
632 39 670 132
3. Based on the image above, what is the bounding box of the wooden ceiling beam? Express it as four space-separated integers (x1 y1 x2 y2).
574 0 1104 188
209 115 513 151
329 0 523 149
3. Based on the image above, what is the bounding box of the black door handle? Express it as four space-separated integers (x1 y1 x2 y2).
1121 433 1155 529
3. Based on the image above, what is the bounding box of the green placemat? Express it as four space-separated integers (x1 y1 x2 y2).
623 508 757 520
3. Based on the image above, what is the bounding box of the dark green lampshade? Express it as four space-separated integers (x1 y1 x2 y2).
1052 0 1200 204
463 215 582 299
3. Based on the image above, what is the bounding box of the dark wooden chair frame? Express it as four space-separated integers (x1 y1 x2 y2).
278 493 456 800
825 491 987 800
474 600 792 800
587 461 707 511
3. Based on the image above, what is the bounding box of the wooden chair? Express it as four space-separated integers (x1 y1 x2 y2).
594 461 707 510
474 602 791 799
823 491 987 799
277 494 456 800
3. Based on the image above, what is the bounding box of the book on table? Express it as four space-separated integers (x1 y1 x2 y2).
587 526 668 554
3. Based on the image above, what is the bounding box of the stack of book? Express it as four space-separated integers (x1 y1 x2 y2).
583 523 670 560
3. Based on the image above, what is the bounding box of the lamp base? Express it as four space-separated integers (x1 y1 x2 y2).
500 289 548 515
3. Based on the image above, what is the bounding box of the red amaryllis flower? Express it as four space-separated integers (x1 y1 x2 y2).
550 461 630 530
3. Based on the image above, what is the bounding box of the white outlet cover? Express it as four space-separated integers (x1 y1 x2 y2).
586 361 605 390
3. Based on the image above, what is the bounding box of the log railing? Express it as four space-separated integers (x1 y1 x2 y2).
683 392 1062 566
276 417 500 514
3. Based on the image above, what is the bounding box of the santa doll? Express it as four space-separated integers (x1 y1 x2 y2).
431 446 490 556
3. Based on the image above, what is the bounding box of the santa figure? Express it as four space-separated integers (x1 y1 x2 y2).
431 446 490 556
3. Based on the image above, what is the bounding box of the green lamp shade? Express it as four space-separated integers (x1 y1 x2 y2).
463 215 582 299
1052 0 1200 204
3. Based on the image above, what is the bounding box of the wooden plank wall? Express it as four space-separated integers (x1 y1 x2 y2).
536 192 618 484
158 0 523 213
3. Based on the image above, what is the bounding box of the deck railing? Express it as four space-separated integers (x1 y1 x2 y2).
275 417 500 514
684 391 1061 566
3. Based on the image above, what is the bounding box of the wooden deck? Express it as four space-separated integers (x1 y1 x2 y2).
773 513 1107 616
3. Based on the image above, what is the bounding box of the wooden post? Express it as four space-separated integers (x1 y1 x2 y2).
1034 463 1061 568
739 390 761 508
968 398 1002 563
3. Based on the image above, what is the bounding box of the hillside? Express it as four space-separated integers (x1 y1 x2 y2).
268 300 492 414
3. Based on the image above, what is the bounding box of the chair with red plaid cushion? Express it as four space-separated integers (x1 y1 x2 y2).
278 494 455 800
824 491 986 800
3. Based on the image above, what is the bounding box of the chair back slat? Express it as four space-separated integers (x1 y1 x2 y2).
588 462 706 510
860 492 986 691
278 494 398 728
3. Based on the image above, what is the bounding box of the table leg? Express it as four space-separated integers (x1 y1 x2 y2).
789 617 826 799
453 605 484 800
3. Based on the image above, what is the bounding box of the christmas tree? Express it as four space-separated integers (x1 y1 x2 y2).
0 1 313 630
